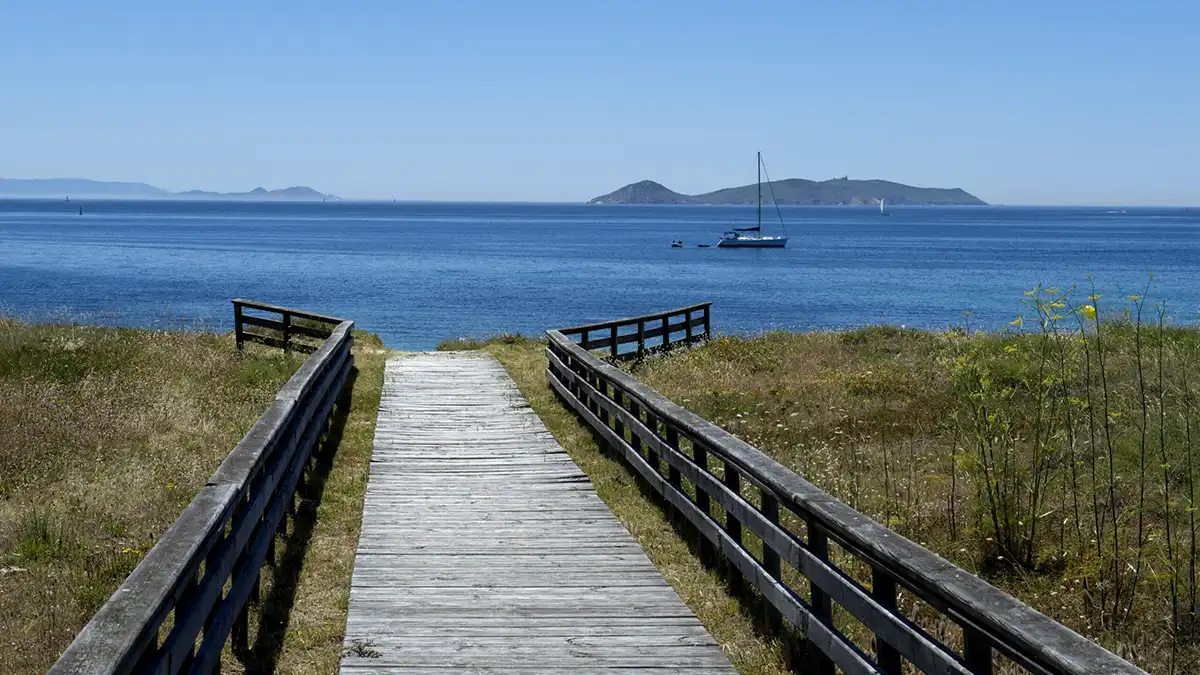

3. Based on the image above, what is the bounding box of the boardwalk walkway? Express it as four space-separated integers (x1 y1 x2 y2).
340 352 735 673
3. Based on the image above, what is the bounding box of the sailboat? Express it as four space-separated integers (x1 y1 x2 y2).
717 152 788 248
880 198 890 216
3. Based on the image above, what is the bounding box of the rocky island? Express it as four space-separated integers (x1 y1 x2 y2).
590 178 986 206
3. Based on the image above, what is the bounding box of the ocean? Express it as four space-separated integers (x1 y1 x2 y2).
1 199 1197 349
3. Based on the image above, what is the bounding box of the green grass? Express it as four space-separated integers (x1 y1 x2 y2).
0 319 388 674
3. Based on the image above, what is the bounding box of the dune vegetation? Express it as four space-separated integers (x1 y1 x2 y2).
0 319 387 674
453 285 1198 675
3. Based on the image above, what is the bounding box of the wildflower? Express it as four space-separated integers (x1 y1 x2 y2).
1081 305 1097 320
1088 294 1102 301
1128 295 1142 302
1045 288 1061 295
1023 290 1037 297
1009 316 1024 328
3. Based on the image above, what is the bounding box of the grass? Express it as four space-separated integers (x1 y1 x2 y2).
626 296 1200 674
0 318 387 674
454 288 1199 675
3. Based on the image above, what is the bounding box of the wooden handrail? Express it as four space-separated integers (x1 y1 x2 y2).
233 299 344 354
50 306 355 674
558 302 711 361
545 311 1146 675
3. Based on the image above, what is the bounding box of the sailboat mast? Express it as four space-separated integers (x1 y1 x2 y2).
756 151 762 230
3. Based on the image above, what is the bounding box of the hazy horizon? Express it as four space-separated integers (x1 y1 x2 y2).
2 2 1197 206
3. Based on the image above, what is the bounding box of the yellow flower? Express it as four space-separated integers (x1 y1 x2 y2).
1045 288 1061 295
1023 290 1037 297
1128 295 1143 302
1049 301 1066 309
1088 294 1102 301
1009 316 1024 328
1081 305 1097 319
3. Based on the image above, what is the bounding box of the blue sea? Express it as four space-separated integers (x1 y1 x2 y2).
1 199 1197 349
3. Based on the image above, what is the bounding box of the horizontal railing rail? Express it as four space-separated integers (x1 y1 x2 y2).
50 304 355 675
545 307 1145 675
233 298 345 354
557 302 710 361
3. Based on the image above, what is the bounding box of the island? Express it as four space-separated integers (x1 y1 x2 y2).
0 178 340 201
589 178 986 206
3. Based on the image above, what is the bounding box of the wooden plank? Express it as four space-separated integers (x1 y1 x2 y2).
340 353 734 674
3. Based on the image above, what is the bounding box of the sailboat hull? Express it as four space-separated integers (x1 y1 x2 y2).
717 236 788 248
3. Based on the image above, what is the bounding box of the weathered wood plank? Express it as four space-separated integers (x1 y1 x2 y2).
340 353 733 674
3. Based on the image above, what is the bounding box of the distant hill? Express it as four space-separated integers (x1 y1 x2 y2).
174 186 339 201
0 178 339 201
0 178 168 198
590 177 986 206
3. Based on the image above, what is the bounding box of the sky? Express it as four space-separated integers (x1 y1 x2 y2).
1 1 1197 205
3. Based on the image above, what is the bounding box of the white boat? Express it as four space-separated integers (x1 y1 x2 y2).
717 152 789 248
880 197 890 216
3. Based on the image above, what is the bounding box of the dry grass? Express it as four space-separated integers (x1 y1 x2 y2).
465 293 1199 675
630 312 1200 674
0 319 388 674
0 319 304 673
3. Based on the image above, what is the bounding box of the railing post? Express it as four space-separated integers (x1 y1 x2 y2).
703 304 711 339
637 319 646 358
693 443 710 515
761 494 781 578
613 389 626 445
610 324 618 359
662 316 671 350
871 567 902 674
723 465 743 591
666 426 681 490
598 379 610 426
805 518 836 675
761 492 783 630
581 365 599 415
964 628 994 675
233 301 244 351
628 399 643 456
645 413 661 475
281 311 292 352
685 309 693 343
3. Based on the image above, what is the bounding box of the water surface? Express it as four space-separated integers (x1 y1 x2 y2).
1 200 1196 348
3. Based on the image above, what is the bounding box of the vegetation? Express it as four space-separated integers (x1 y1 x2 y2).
588 177 986 205
0 319 387 674
453 285 1196 674
629 287 1197 674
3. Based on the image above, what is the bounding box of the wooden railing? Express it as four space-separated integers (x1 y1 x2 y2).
50 304 355 675
545 307 1146 675
233 298 345 354
557 302 710 361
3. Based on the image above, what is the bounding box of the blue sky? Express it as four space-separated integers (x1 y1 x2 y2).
2 1 1197 204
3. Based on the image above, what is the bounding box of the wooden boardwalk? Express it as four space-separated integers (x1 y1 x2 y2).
340 352 735 674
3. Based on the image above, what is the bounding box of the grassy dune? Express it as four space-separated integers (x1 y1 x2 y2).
452 290 1199 675
0 319 387 674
